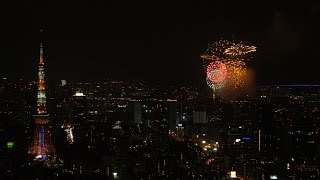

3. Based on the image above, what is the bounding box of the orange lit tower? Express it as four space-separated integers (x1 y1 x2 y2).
28 43 56 161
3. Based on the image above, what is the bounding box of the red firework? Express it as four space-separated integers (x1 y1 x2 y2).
206 61 227 83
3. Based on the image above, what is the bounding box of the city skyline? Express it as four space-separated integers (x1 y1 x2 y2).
2 1 320 84
1 2 320 179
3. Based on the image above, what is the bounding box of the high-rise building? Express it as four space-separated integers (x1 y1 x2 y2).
28 43 56 164
71 92 88 125
129 101 142 124
193 111 207 124
168 100 178 130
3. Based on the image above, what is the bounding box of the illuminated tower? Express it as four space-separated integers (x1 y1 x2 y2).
28 43 56 161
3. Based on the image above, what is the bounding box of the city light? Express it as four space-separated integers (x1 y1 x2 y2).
74 92 85 97
230 171 237 178
7 142 15 149
270 175 278 179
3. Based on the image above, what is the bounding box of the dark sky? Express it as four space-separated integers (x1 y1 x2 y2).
1 1 320 84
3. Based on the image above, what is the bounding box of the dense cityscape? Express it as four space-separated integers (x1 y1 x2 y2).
1 1 320 180
1 64 320 179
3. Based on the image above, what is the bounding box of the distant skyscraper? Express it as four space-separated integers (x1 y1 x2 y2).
28 43 56 163
72 92 87 125
168 100 178 130
193 111 207 124
129 101 142 124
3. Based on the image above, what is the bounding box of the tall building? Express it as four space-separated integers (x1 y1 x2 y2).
28 43 56 163
129 101 142 124
71 92 87 125
168 100 178 130
193 111 207 124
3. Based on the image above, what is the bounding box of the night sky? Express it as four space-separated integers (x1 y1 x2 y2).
1 1 320 84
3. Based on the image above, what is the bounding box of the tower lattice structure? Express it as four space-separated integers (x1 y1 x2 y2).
28 43 56 160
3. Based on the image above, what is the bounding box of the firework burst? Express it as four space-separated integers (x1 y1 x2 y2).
224 43 256 56
200 38 256 95
206 61 227 83
204 39 235 59
224 61 246 89
206 77 224 90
